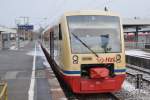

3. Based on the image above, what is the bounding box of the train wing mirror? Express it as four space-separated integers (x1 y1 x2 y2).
59 24 62 40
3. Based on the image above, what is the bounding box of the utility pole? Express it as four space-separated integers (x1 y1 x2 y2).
104 6 108 11
17 28 20 49
19 16 30 40
104 0 112 11
15 19 20 49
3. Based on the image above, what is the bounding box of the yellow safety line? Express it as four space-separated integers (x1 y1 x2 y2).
0 82 7 100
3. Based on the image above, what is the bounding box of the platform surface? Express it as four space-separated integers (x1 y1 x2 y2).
0 41 52 100
125 49 150 59
0 41 34 100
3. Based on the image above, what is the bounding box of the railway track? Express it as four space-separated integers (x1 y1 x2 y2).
127 63 150 83
42 45 150 100
125 63 150 100
68 93 119 100
127 64 150 75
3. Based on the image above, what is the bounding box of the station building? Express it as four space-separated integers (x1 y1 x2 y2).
0 26 17 49
123 18 150 49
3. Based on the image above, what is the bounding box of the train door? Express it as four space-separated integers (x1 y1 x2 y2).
58 24 63 68
50 31 54 59
53 26 61 66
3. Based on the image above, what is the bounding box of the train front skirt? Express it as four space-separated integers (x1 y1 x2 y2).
63 73 125 93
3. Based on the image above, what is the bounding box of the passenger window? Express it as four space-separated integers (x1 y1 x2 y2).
59 24 62 40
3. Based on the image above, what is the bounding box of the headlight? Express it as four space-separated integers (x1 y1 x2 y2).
73 55 78 61
116 54 121 63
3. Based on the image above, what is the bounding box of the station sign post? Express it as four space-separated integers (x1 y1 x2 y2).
17 25 34 49
18 25 34 31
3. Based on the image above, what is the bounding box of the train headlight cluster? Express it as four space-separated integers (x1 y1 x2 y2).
73 55 78 64
116 54 121 63
73 55 78 60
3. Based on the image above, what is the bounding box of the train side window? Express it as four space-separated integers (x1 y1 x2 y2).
59 24 62 40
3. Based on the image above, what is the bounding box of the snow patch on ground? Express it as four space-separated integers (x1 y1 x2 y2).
10 46 18 50
123 81 135 92
38 45 51 68
43 61 50 68
27 44 51 68
9 41 29 50
26 51 44 56
125 49 150 59
122 81 150 100
26 44 45 57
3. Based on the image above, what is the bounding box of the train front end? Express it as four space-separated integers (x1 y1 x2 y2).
62 11 126 93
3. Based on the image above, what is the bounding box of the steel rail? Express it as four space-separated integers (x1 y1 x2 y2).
126 65 150 83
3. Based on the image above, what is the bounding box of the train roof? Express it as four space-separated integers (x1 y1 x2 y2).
124 27 150 33
123 18 150 33
42 11 150 35
123 18 150 27
42 10 121 34
0 26 17 33
62 10 120 17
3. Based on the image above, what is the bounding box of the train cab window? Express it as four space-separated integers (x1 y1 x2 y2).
67 15 121 54
59 24 62 40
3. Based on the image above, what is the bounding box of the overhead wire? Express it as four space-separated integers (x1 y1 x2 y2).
47 0 119 27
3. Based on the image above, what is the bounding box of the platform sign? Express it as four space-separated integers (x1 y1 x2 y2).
136 74 143 89
18 25 34 30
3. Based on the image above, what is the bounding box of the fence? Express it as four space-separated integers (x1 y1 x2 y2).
125 42 150 49
0 82 8 100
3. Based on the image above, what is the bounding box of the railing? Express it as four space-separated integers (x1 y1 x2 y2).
0 82 8 100
125 42 150 49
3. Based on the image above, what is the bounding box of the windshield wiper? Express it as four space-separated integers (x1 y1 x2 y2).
71 33 99 57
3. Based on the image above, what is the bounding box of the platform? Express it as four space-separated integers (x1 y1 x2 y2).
0 41 34 100
125 49 150 69
125 49 150 59
36 43 66 100
0 41 65 100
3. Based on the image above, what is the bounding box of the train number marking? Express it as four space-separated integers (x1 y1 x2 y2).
96 55 121 63
96 57 115 63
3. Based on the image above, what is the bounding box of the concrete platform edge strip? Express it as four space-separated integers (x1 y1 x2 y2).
40 44 67 100
38 44 51 68
28 43 36 100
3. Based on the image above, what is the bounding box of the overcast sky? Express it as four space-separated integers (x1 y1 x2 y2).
0 0 150 29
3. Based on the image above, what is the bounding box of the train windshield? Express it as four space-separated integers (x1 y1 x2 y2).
67 15 121 54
